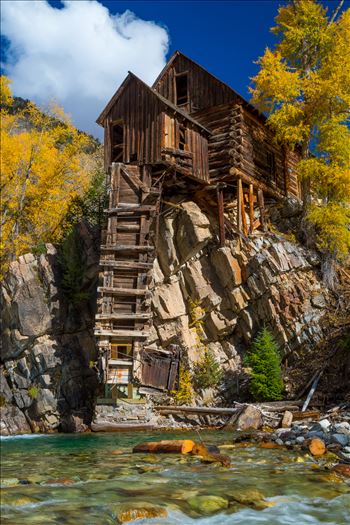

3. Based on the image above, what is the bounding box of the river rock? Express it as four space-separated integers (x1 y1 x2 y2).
235 405 263 431
117 506 167 523
187 495 229 515
331 433 349 447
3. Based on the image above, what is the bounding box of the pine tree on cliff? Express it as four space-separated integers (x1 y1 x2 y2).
246 327 284 402
250 0 350 286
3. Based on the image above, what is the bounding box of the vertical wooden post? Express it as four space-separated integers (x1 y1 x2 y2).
237 178 242 233
216 183 226 247
239 180 248 237
258 189 267 231
249 183 254 234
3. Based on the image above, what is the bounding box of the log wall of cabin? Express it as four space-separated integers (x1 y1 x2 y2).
192 102 234 180
194 102 300 198
154 55 238 113
229 105 299 198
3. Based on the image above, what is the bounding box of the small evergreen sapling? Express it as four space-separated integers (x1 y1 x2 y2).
246 327 284 401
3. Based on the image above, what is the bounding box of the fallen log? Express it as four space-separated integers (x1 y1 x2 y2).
190 443 230 467
308 438 326 456
133 440 195 454
155 406 239 415
91 422 154 432
292 410 320 421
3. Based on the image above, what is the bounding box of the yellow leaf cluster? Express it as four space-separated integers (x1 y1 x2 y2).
0 76 96 276
250 1 350 261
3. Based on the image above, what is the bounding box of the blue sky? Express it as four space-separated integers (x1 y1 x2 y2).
1 0 348 137
46 0 349 99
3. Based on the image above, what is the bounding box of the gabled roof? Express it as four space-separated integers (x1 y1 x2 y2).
96 71 211 134
152 50 265 120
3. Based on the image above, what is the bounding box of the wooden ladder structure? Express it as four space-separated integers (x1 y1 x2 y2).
94 162 161 396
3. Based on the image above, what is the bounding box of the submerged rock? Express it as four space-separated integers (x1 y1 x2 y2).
117 506 167 523
187 495 229 515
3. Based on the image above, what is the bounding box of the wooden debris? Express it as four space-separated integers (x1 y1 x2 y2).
292 410 320 421
308 438 326 456
191 442 230 467
281 410 293 428
133 439 195 454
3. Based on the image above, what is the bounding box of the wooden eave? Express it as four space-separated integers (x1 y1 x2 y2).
96 71 211 135
153 50 267 123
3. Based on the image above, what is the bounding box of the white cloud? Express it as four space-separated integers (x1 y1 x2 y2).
1 0 169 138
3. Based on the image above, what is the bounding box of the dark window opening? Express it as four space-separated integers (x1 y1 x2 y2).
111 122 124 162
178 125 186 150
266 151 275 177
175 74 188 106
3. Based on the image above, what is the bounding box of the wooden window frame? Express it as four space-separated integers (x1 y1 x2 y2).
110 119 124 163
174 72 189 107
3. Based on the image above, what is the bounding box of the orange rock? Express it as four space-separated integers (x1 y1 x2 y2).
333 463 350 477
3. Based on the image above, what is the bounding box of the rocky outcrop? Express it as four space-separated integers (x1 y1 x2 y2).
149 200 329 401
0 223 99 435
1 201 331 434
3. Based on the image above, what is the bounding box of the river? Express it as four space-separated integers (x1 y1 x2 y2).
1 431 349 524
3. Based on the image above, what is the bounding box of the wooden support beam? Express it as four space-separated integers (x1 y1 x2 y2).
216 183 226 247
239 180 248 237
228 167 285 200
257 190 267 231
120 166 150 193
249 183 254 234
237 178 242 233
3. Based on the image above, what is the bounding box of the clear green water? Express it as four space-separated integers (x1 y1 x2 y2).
1 430 349 524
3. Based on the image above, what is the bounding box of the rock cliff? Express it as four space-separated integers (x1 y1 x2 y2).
0 223 99 435
1 201 331 434
149 200 328 402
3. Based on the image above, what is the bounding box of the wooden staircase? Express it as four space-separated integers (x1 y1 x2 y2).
94 163 161 393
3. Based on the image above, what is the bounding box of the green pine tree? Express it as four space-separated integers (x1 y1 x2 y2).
246 327 284 401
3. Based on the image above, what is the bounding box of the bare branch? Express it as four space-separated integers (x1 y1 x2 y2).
329 0 344 25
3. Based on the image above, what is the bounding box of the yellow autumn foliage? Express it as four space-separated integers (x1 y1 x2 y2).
0 76 97 276
250 1 350 261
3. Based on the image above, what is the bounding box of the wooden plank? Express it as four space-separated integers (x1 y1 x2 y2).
99 260 153 270
100 245 154 252
95 313 152 320
94 329 148 338
105 205 156 214
239 181 248 237
120 165 149 193
97 287 148 296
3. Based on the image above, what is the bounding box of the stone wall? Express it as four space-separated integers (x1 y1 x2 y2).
0 223 99 435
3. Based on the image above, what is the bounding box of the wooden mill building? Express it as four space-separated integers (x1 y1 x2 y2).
94 51 301 400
